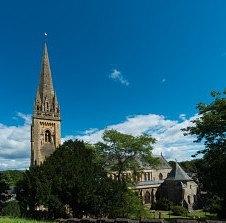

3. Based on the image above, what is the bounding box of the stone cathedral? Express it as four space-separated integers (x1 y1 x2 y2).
30 43 197 209
31 43 61 166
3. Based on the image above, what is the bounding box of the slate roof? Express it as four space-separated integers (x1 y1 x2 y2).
165 161 192 181
137 180 164 186
155 154 172 169
142 154 172 170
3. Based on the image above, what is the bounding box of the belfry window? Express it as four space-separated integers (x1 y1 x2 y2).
45 130 51 143
46 102 49 111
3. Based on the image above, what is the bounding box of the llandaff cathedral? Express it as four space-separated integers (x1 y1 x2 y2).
31 43 198 210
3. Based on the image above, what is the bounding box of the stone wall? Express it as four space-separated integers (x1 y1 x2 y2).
56 218 226 223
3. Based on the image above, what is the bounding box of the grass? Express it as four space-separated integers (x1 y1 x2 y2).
0 210 218 222
0 217 52 223
148 209 217 220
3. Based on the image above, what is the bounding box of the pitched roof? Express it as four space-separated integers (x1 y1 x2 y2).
142 154 172 170
165 161 192 181
155 154 172 169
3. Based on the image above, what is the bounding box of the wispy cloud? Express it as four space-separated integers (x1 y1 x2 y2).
109 69 129 86
179 114 186 121
161 78 166 83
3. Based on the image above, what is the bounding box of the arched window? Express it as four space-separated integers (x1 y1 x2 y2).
45 130 51 143
144 173 147 181
144 191 151 204
159 173 163 180
139 173 142 182
147 172 150 181
187 195 191 204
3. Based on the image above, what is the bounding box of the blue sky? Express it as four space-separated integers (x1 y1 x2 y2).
0 1 225 169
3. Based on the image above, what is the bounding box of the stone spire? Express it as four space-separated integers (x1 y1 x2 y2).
33 43 60 120
39 43 54 99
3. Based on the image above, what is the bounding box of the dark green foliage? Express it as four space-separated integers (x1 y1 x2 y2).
16 140 146 219
0 174 8 193
183 90 226 218
207 196 222 214
152 197 173 211
178 159 201 174
176 159 202 184
0 172 9 212
203 195 224 217
16 166 45 217
169 158 202 177
171 205 188 216
1 200 21 217
0 170 23 186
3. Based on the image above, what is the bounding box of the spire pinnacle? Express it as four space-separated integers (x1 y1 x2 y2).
39 43 54 98
33 43 60 119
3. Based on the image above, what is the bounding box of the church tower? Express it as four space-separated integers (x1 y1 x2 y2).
31 43 61 166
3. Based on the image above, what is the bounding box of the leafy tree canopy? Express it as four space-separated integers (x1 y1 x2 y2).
0 172 9 212
184 90 225 155
183 90 226 218
0 170 23 186
17 140 146 219
95 129 158 181
0 173 9 194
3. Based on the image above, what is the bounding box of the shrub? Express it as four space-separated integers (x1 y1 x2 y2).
171 205 188 216
153 198 173 211
1 200 21 217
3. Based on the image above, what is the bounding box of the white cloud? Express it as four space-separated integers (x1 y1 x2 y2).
64 113 203 161
0 113 31 170
161 78 166 83
109 69 130 86
179 114 186 121
0 112 203 170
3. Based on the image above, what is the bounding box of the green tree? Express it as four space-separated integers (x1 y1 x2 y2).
183 90 226 217
95 129 158 181
0 173 8 194
1 170 23 186
17 140 146 219
16 166 42 217
0 172 9 212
